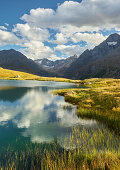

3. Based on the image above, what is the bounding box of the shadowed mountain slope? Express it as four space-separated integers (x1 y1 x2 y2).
64 33 120 79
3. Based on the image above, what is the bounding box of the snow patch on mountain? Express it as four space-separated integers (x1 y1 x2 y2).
107 42 117 46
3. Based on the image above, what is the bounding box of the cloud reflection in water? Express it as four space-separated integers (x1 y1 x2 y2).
0 85 96 143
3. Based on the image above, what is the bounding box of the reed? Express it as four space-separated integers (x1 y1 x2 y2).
0 127 120 169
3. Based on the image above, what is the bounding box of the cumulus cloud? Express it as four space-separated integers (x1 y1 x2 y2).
71 33 106 46
52 32 106 46
0 29 21 46
5 23 9 27
0 26 7 30
20 41 57 60
55 44 89 57
13 23 50 42
13 23 58 60
21 0 120 30
1 0 120 59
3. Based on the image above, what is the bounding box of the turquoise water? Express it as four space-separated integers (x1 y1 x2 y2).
0 80 119 153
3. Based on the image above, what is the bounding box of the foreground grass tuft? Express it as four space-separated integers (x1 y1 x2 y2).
0 128 120 170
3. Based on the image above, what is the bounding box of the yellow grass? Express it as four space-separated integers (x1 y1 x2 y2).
0 67 81 83
54 78 120 135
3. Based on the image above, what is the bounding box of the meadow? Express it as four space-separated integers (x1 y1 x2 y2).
0 67 80 83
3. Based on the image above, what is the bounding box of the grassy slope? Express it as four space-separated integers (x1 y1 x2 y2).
0 67 80 83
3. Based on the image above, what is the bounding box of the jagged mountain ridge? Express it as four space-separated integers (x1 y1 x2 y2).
64 33 120 79
77 46 120 79
35 55 78 76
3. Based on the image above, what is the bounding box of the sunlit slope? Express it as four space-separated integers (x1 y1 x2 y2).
0 67 40 80
0 67 80 83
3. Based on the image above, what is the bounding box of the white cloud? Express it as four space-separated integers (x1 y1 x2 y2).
71 33 106 46
54 44 92 57
0 30 21 46
0 26 7 30
20 40 58 60
13 23 50 42
51 32 106 47
13 23 58 60
5 23 9 27
21 0 120 30
13 0 119 59
0 0 120 59
51 33 68 45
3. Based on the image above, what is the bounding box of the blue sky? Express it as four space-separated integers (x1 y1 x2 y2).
0 0 81 27
0 0 120 60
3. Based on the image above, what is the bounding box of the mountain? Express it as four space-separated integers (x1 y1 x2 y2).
78 46 120 79
0 49 51 77
35 58 55 68
64 33 120 79
35 55 77 76
1 33 120 80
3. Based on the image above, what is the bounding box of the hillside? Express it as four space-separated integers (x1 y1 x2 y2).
0 67 79 83
76 46 120 79
64 33 120 79
0 49 52 77
0 67 40 80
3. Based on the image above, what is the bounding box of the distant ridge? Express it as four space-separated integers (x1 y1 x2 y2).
35 55 77 76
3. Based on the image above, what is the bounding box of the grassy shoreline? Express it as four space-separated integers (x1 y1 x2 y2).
54 78 120 135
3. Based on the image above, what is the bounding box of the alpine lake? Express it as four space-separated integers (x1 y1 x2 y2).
0 80 119 169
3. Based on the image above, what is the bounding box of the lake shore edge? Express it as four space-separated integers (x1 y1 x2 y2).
54 78 120 135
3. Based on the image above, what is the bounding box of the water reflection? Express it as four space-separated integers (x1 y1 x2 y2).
0 87 31 102
0 81 96 144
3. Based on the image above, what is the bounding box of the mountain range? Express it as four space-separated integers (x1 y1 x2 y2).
35 55 77 77
0 33 120 80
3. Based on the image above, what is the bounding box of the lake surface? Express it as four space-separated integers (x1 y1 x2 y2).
0 80 119 153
